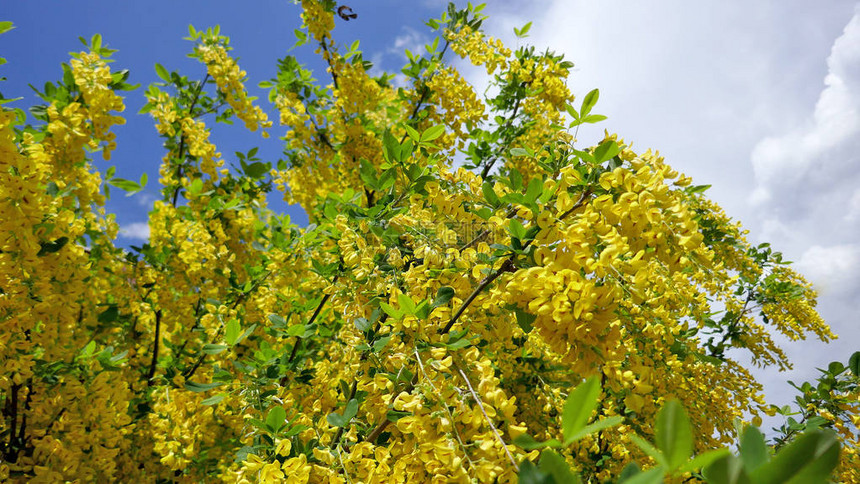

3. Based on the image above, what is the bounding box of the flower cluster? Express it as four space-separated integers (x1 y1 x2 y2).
0 2 849 482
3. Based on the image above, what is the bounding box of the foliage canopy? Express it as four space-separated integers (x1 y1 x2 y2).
0 2 857 482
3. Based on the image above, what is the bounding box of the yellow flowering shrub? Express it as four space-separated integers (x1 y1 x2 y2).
0 4 853 483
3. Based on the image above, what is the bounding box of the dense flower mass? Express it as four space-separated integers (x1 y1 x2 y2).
0 3 854 483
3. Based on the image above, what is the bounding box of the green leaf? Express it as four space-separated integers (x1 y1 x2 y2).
629 434 667 468
397 293 416 315
372 335 391 353
518 460 553 484
525 177 543 203
0 21 14 35
359 158 378 188
580 114 607 124
354 317 372 333
286 324 307 337
654 399 693 470
509 169 523 190
202 344 227 355
750 430 840 484
189 178 203 195
108 178 142 195
618 463 641 483
184 381 222 392
509 147 530 157
343 398 358 421
79 340 97 359
382 130 400 163
326 412 347 428
234 324 256 346
513 433 561 450
97 305 119 324
482 181 500 206
284 424 310 437
380 302 401 319
739 426 769 473
403 125 420 142
509 219 527 240
386 410 411 422
201 393 226 406
514 309 537 333
224 319 241 346
267 314 287 328
580 89 599 117
539 449 581 484
327 399 358 428
703 454 752 484
415 299 433 319
420 124 445 142
245 162 268 178
155 63 170 82
849 351 860 377
91 33 102 52
561 376 601 443
622 467 665 484
593 140 621 164
38 237 69 256
266 406 287 432
564 416 623 444
680 448 731 474
432 286 455 308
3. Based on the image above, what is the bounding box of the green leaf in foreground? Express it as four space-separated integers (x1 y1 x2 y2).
266 406 286 432
539 449 581 484
561 376 601 443
749 430 840 484
655 399 693 470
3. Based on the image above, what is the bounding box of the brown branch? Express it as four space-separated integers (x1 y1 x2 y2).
43 408 66 436
399 39 450 145
170 73 210 207
479 88 526 180
183 271 274 380
441 188 592 336
146 310 162 386
365 419 391 445
440 258 515 335
320 36 339 91
330 380 358 449
279 275 340 386
3 382 19 460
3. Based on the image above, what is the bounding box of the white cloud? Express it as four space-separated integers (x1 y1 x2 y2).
119 222 150 241
847 188 860 221
135 191 157 208
389 27 428 57
795 244 860 296
751 7 860 222
472 1 860 410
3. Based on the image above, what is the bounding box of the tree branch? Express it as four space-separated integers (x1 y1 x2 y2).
146 310 162 386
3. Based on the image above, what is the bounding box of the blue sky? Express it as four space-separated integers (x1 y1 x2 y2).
0 0 448 233
2 0 859 417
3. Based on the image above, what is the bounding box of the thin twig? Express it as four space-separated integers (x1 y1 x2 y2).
441 188 591 335
440 258 514 335
456 366 518 470
171 74 210 207
146 310 162 385
184 270 275 380
414 348 474 468
479 88 526 180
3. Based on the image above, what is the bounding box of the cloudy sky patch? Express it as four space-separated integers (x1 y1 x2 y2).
476 0 860 406
119 222 150 241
